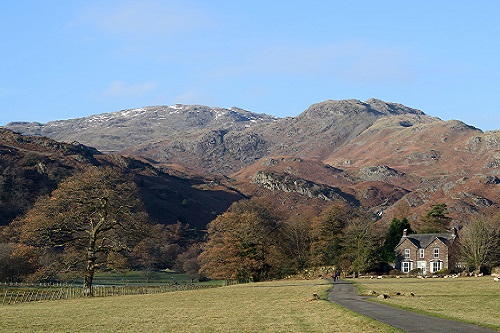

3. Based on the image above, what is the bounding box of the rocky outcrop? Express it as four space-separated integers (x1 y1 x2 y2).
356 165 405 181
251 171 357 204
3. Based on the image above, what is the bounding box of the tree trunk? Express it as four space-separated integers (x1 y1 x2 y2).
83 254 96 296
83 273 94 297
473 261 481 276
83 240 97 297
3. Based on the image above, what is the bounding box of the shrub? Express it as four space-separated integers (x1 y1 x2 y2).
433 268 451 276
409 268 423 276
389 269 403 276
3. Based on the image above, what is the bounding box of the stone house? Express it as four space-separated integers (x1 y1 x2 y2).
395 228 458 274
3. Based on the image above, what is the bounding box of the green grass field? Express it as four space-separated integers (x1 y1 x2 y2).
90 270 219 285
0 270 223 303
1 279 401 333
353 276 500 331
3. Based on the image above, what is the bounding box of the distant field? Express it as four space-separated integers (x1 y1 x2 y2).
0 279 401 333
353 276 500 331
0 271 224 305
90 270 222 285
0 271 222 290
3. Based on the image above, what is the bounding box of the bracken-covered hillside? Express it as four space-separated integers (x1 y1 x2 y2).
0 128 244 227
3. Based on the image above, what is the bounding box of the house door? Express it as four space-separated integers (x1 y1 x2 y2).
417 261 427 274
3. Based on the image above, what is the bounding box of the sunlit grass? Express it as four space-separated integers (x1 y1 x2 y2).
353 276 500 330
1 279 401 333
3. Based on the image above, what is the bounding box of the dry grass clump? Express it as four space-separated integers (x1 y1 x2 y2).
0 279 401 333
354 276 500 330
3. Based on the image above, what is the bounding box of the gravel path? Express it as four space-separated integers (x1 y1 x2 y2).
328 280 497 333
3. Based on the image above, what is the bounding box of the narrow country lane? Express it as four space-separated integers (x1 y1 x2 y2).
328 280 497 333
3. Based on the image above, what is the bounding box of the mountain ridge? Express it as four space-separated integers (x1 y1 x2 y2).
4 98 499 227
6 104 278 154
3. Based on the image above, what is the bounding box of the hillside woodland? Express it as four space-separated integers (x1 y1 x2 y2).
2 99 500 283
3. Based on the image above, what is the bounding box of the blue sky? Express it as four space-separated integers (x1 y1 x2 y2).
1 1 500 131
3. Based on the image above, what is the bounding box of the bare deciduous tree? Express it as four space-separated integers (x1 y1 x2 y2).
13 166 150 296
459 215 500 274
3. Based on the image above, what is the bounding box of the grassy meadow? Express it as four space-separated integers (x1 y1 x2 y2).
90 270 220 285
353 276 500 330
1 279 401 333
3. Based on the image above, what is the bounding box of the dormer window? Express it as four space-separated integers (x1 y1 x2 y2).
434 248 439 258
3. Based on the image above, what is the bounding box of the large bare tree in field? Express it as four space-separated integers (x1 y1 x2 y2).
459 215 500 274
13 166 150 296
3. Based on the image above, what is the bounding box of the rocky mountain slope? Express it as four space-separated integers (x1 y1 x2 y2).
0 128 244 227
6 105 277 154
5 98 500 227
118 98 429 174
323 116 500 223
6 99 425 174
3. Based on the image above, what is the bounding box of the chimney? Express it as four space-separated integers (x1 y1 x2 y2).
450 227 457 239
403 229 408 237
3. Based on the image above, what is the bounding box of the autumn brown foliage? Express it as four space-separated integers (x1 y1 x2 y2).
199 198 288 281
11 166 151 295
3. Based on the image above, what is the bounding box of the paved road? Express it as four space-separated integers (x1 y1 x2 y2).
328 280 497 333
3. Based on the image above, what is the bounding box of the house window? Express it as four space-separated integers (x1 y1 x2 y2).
402 261 412 273
433 248 439 258
431 261 442 273
419 249 425 258
404 249 410 259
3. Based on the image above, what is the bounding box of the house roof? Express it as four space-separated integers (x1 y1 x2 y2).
396 232 456 249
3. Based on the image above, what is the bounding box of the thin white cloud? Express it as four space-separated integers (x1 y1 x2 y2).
76 0 211 37
103 81 156 97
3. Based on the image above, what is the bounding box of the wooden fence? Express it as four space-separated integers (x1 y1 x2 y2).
1 283 220 305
